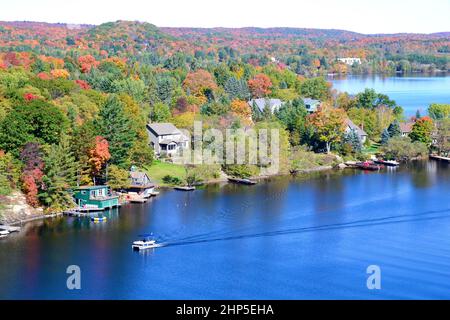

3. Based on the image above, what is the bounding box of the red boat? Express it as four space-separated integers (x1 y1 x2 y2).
356 161 383 171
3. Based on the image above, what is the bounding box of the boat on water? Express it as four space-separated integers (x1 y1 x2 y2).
374 159 400 167
91 216 107 223
132 235 163 250
227 177 257 185
0 230 9 238
174 186 196 191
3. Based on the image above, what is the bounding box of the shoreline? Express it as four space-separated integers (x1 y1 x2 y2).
1 165 335 227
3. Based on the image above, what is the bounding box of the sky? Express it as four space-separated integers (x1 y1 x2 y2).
1 0 449 34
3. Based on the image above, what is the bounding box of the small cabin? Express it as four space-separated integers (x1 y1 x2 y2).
73 186 119 211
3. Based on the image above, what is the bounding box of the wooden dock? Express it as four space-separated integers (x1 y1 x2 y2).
63 210 87 217
227 177 257 185
430 155 450 162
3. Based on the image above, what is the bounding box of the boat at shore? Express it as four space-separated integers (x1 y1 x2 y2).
174 186 196 191
0 230 9 239
346 161 383 171
227 177 257 185
374 159 400 167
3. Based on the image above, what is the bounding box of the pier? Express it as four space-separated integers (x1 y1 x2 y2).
430 155 450 163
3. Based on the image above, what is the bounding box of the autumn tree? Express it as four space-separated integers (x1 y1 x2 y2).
307 108 347 153
248 74 272 98
230 99 252 125
19 142 44 207
409 117 434 146
183 69 218 96
88 136 111 184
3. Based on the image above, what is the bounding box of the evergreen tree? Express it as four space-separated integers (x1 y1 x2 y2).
95 95 136 168
381 128 390 145
387 120 402 138
262 101 274 120
415 109 422 119
39 136 77 211
251 101 263 122
343 129 362 153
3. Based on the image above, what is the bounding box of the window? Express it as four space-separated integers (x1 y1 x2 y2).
168 144 176 151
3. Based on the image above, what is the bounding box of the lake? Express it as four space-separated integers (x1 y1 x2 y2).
1 160 450 299
329 74 450 116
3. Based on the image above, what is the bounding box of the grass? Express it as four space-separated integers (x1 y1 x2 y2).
144 160 186 186
363 141 381 154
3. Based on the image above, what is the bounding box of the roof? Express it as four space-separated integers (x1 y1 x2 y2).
248 98 284 113
345 118 367 137
130 171 150 180
75 185 109 190
400 122 414 133
147 123 181 136
303 98 321 106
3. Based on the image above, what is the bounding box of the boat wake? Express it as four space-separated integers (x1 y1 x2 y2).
159 208 450 248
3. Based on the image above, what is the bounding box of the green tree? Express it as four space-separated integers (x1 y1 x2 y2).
39 136 77 211
409 117 434 146
107 165 130 190
428 103 450 120
387 120 402 138
381 129 390 145
307 108 347 153
95 95 136 168
151 102 171 122
0 100 68 154
380 136 428 161
128 140 154 167
299 77 330 100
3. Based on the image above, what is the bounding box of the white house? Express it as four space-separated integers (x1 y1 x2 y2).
147 123 189 156
345 118 367 143
248 98 285 114
303 98 322 114
338 57 362 65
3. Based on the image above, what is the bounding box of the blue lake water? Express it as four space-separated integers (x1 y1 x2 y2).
1 161 450 300
329 74 450 116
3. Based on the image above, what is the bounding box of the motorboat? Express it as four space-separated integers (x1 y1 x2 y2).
132 235 162 250
374 159 400 167
0 230 10 238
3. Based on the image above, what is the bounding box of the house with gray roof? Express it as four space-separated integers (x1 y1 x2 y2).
147 123 189 156
303 98 322 114
248 98 285 114
345 118 368 143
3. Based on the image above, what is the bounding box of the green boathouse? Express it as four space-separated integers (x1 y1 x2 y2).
73 186 119 211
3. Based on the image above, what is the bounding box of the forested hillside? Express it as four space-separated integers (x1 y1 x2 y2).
0 20 448 215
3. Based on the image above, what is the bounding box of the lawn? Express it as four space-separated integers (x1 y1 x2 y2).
363 141 381 154
144 161 186 186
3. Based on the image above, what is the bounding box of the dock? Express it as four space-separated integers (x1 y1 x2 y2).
63 210 87 217
430 154 450 162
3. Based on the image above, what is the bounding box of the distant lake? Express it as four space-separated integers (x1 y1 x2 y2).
329 74 450 116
